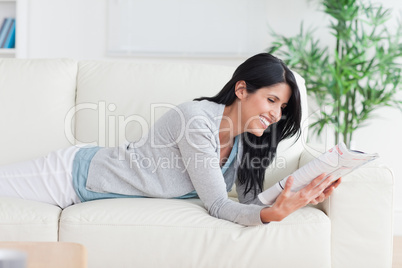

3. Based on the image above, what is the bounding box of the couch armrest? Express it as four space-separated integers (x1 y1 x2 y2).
299 147 394 268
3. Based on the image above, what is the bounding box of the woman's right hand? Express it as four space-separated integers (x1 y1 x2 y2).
260 173 336 223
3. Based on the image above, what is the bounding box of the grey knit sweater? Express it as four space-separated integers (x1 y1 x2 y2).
86 100 266 226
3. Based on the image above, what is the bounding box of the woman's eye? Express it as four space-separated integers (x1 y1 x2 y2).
268 98 275 103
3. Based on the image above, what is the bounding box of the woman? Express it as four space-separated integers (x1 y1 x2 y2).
0 53 341 226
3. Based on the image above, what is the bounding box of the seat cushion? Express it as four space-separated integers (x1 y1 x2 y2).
0 197 61 241
59 198 331 268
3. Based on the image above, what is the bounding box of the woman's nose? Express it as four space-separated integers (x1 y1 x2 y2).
270 108 281 122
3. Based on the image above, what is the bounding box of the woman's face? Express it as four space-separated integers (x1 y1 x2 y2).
239 83 291 137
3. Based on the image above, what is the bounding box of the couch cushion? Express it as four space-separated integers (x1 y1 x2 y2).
59 198 331 268
0 59 78 165
0 197 61 241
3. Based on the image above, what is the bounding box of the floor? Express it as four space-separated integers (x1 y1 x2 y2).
394 236 402 268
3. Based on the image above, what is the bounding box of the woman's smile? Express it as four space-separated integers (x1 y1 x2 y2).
259 115 271 129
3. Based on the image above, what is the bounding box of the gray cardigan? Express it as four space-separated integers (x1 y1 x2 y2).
86 100 266 226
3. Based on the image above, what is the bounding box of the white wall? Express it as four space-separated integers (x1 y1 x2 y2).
19 0 402 235
17 0 107 59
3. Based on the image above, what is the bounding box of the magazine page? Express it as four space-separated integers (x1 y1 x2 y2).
258 142 379 205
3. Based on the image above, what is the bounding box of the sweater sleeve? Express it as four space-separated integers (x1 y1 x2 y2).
176 116 265 226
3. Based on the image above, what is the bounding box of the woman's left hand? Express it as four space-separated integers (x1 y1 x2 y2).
309 178 342 205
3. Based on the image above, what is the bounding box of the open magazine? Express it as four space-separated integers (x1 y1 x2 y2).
258 142 379 205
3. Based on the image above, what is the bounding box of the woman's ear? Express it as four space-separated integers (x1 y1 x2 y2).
235 80 247 100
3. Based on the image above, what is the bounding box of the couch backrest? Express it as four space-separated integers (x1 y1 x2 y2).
72 61 234 147
73 60 308 191
0 59 78 165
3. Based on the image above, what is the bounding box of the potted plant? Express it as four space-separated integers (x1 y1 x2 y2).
268 0 402 148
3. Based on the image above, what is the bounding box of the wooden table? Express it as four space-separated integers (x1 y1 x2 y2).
0 242 87 268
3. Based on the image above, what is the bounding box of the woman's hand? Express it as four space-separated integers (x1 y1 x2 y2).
309 177 341 205
260 173 341 223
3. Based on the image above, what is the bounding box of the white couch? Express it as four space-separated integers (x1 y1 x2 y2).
0 59 394 268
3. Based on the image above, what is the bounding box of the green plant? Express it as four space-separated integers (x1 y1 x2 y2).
268 0 402 148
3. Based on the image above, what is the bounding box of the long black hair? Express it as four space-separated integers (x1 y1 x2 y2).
194 53 302 198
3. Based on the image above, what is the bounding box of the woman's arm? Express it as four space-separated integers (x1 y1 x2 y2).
260 173 341 223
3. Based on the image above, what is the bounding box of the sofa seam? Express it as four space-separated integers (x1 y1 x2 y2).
59 221 330 229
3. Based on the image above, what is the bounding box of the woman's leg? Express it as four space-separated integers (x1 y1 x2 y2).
0 146 81 208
